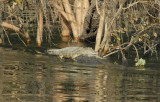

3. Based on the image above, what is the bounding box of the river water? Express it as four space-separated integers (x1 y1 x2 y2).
0 47 160 102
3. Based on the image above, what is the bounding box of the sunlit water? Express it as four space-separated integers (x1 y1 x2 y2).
0 47 160 102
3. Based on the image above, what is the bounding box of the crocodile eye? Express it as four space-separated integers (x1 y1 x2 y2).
47 50 51 53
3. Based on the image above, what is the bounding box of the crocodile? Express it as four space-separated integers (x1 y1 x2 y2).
47 47 105 63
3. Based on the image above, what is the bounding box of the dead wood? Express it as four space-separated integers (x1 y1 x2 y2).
1 22 31 44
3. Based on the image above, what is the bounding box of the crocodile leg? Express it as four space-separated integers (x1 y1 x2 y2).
72 58 76 62
58 55 64 61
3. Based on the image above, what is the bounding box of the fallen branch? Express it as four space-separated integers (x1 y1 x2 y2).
1 22 31 44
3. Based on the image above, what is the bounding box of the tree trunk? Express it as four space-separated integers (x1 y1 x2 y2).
36 3 43 47
58 0 71 37
60 15 71 37
82 0 90 22
158 0 160 22
0 38 2 44
75 0 90 37
104 23 111 53
95 1 105 51
62 0 78 40
54 0 90 41
75 0 82 36
81 0 90 37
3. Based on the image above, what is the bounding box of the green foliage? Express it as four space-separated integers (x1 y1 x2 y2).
8 0 22 4
15 0 22 4
135 58 146 67
115 34 121 41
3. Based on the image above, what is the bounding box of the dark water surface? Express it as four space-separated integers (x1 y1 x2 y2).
0 47 160 102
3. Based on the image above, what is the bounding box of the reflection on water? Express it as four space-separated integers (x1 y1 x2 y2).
0 47 160 102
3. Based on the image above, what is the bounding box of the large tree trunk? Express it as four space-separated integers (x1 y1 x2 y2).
82 0 90 23
75 0 90 37
54 0 90 41
75 0 82 37
58 0 71 37
60 15 71 37
62 0 78 40
36 3 43 47
0 38 2 44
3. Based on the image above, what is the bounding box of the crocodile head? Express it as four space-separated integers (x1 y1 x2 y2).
47 49 60 55
83 48 98 55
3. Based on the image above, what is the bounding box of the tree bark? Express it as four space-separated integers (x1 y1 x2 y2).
75 0 82 36
82 0 90 22
75 0 90 37
158 0 160 22
54 0 90 41
58 0 71 37
0 38 2 44
81 0 90 37
95 1 105 51
36 3 43 47
62 0 78 40
60 15 71 37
